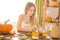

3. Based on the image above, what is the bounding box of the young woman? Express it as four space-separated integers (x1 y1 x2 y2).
17 2 42 40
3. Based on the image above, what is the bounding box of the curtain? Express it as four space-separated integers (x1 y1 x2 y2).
35 0 43 24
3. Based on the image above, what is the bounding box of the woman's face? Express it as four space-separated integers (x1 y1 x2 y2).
27 6 35 16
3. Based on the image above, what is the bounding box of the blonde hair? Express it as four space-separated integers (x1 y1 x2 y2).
25 2 36 24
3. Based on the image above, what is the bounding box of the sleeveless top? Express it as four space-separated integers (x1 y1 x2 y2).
21 16 31 28
21 20 31 28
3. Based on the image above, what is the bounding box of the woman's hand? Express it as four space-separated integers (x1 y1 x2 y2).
37 27 43 33
28 27 35 32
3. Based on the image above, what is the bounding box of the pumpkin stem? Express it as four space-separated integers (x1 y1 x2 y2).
4 19 10 24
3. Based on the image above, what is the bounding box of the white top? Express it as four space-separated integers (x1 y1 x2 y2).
21 20 31 28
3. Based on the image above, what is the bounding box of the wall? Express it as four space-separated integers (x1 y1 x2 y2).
0 0 35 31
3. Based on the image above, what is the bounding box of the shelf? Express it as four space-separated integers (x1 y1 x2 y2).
47 6 60 8
45 21 60 23
42 0 60 27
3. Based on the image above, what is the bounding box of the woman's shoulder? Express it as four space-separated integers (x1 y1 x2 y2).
19 14 25 18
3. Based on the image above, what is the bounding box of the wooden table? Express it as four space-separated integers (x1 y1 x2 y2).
0 34 60 40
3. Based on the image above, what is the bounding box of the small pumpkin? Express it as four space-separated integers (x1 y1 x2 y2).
45 17 52 22
32 32 39 37
50 1 58 7
32 31 39 39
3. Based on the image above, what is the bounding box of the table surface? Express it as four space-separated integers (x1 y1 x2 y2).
0 34 60 40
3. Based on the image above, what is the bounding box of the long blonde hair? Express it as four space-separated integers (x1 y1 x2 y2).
25 2 36 25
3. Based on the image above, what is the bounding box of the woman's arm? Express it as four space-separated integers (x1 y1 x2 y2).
17 15 34 32
34 16 39 26
34 16 43 33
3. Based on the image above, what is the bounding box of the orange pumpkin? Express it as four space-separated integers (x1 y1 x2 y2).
50 1 58 7
45 17 52 22
0 19 13 34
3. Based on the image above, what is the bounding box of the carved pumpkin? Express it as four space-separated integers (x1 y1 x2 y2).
50 1 58 7
45 17 52 22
